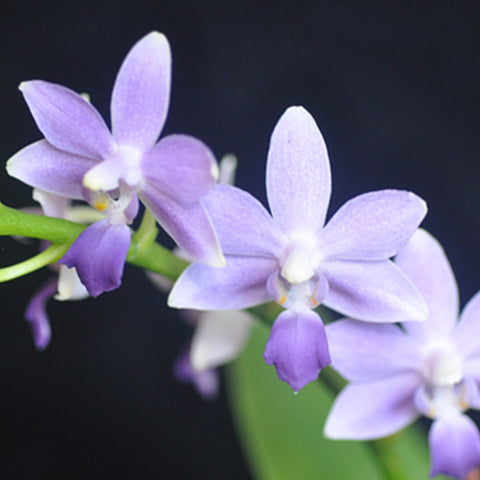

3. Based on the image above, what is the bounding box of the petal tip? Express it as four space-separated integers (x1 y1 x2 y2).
413 193 428 218
137 31 171 56
166 286 183 309
5 156 15 176
18 79 42 97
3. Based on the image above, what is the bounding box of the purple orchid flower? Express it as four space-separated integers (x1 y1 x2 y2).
7 31 223 296
324 228 480 479
168 106 428 392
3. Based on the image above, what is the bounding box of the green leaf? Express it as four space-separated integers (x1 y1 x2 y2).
226 322 447 480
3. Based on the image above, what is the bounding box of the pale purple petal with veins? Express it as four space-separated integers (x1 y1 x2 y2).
140 186 224 267
266 106 331 235
395 228 458 339
60 219 131 297
322 259 428 323
453 292 480 361
324 373 420 440
429 415 480 480
111 32 171 150
202 184 286 257
141 134 218 206
168 256 276 310
7 140 96 199
263 309 330 392
24 279 57 350
326 319 422 382
319 190 427 261
19 81 116 159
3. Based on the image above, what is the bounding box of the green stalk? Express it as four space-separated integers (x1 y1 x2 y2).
0 202 85 243
0 243 69 282
0 202 188 281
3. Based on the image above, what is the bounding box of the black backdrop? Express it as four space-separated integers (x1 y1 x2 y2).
0 2 479 479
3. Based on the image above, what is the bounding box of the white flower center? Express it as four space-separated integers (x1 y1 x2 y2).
422 342 462 387
269 238 327 310
83 145 143 191
281 247 315 284
419 341 468 419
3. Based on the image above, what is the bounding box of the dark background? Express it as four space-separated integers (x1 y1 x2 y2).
0 2 479 478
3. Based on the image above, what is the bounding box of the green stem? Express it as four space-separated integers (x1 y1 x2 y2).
0 202 188 281
0 202 85 243
0 243 69 282
367 434 419 480
133 208 158 247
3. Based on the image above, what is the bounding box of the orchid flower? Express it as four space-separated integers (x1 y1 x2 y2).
148 155 254 398
7 31 223 297
168 105 428 392
324 228 480 479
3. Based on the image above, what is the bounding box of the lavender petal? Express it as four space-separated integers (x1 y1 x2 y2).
396 228 459 340
324 374 420 439
429 415 480 479
263 309 331 392
454 291 480 366
60 219 131 297
266 106 331 235
20 81 116 159
168 256 276 310
141 134 218 206
139 186 224 267
174 346 219 400
326 319 422 382
203 184 286 257
319 190 427 261
111 32 171 150
24 279 57 350
7 140 96 198
323 259 428 323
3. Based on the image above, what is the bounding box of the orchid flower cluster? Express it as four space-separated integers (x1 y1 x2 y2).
1 31 479 479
